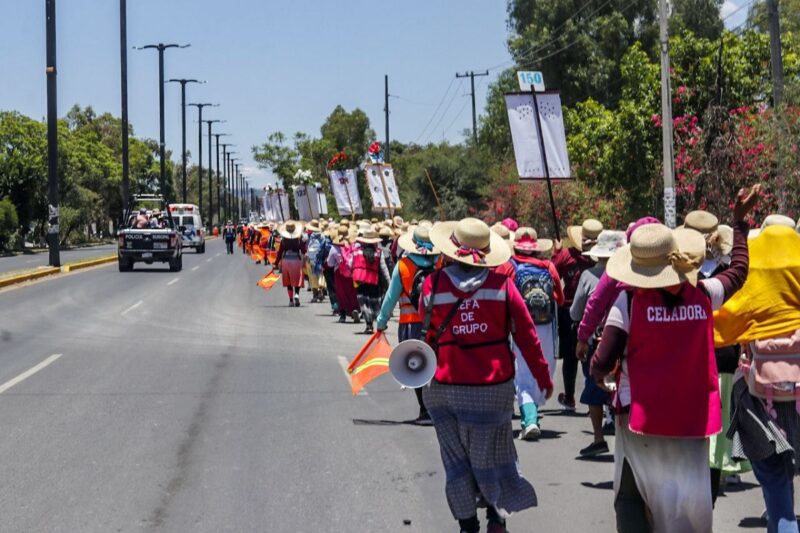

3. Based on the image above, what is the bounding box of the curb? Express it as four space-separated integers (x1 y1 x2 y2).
61 255 117 273
0 267 61 288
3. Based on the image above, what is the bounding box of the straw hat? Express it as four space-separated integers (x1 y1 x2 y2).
712 224 734 256
682 210 719 234
430 218 511 268
378 226 393 239
306 220 322 233
331 226 349 245
583 230 627 259
607 224 706 289
398 225 440 256
418 219 433 229
357 228 382 244
279 220 304 239
748 214 797 239
566 219 603 252
513 227 553 255
491 223 512 240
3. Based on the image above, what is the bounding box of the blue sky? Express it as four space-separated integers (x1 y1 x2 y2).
1 1 748 188
1 0 515 187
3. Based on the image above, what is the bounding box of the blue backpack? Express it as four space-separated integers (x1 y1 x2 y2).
512 260 556 325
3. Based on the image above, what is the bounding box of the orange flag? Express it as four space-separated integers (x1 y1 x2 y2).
347 331 392 395
266 250 278 266
251 247 265 263
257 270 281 291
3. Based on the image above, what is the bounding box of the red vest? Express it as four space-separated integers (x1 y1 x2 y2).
426 270 514 385
351 245 380 285
626 284 722 438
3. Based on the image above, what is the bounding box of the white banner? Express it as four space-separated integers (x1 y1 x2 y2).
264 191 291 222
315 182 329 216
293 185 320 221
505 92 571 180
327 169 363 216
364 164 402 211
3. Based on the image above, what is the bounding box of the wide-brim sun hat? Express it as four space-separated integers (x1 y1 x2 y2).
584 230 627 258
306 221 322 233
398 225 440 256
607 223 706 289
513 227 553 255
430 218 511 268
682 210 719 234
279 221 304 239
357 229 381 244
378 226 393 239
713 225 734 256
566 219 603 252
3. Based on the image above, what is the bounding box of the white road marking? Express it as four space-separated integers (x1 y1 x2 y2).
215 253 221 257
337 356 368 396
0 354 63 394
167 278 180 286
191 266 200 271
121 300 144 315
206 258 212 263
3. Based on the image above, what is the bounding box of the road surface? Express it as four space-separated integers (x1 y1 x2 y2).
0 238 774 531
0 244 117 276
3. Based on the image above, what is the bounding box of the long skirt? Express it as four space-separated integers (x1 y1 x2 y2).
514 322 557 408
334 271 359 314
305 261 325 290
356 282 381 324
423 380 538 520
281 258 304 288
709 373 751 474
615 414 712 533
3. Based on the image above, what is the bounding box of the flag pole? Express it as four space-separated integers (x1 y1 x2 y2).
424 168 445 222
531 88 561 241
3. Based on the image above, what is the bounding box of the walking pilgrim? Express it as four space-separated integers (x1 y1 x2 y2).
590 186 759 533
349 228 391 334
422 218 554 533
275 220 307 307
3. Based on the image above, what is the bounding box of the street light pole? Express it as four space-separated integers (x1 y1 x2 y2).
214 134 230 223
203 119 223 225
119 0 129 217
229 156 239 220
45 0 60 267
187 103 216 217
235 163 242 219
221 144 233 220
167 79 203 203
136 43 189 201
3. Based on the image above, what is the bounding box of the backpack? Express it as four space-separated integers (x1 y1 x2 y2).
307 233 323 262
512 260 555 325
741 330 800 417
408 264 435 309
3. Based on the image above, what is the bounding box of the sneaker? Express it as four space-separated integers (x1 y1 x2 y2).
724 474 742 485
338 315 347 323
294 296 300 307
579 440 610 457
351 310 361 323
520 423 541 441
414 410 433 426
289 300 295 307
602 421 616 436
486 521 508 533
557 393 576 411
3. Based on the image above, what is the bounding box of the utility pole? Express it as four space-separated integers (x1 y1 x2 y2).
167 79 203 202
203 119 223 225
188 103 216 215
456 70 488 144
235 164 242 218
228 153 238 220
384 74 390 163
221 144 234 220
119 0 129 218
767 0 785 108
45 0 60 267
658 0 676 228
137 43 189 201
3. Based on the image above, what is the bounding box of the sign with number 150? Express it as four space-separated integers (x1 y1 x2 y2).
517 71 545 92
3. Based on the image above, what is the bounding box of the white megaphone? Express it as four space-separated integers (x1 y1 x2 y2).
389 339 437 389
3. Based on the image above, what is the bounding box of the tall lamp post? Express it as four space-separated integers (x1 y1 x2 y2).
46 0 60 266
236 164 243 219
187 103 217 218
203 119 224 225
221 144 234 220
228 154 238 219
167 79 203 202
214 134 230 223
119 0 129 218
136 43 189 201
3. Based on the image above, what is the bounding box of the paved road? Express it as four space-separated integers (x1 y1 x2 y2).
0 238 773 531
0 244 117 276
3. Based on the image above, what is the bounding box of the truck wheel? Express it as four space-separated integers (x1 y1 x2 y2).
118 258 132 272
197 242 205 254
169 255 182 272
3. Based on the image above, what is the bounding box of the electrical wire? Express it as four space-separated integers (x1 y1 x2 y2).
423 79 464 144
414 77 457 143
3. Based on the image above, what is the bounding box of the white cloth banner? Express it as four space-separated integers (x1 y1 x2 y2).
505 92 571 180
327 169 363 216
264 191 290 222
293 185 320 221
315 183 329 216
364 164 402 211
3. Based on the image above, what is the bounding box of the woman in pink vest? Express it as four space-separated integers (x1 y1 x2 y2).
423 218 553 533
349 228 390 334
327 226 360 323
275 221 307 307
590 186 758 533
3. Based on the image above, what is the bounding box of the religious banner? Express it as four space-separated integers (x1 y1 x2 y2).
327 169 363 216
315 182 329 216
505 92 571 180
263 189 290 222
364 164 402 212
293 184 320 221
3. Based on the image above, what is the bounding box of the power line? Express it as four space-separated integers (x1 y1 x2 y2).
424 79 464 144
414 77 457 143
443 78 487 139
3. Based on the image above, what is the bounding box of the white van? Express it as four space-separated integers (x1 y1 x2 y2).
169 203 205 253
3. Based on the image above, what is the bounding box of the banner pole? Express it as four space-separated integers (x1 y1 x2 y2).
375 164 394 218
304 184 314 220
276 188 286 222
424 168 445 222
531 89 561 241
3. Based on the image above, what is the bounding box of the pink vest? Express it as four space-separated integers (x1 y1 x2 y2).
427 271 515 384
626 284 721 438
351 245 380 285
337 245 353 278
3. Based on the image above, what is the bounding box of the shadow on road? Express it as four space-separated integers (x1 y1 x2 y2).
581 481 614 491
738 517 769 528
574 454 614 463
352 418 420 427
513 429 566 440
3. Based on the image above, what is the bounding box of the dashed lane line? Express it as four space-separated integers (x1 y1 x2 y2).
0 354 63 394
337 356 367 396
191 266 200 271
121 300 144 316
167 278 180 286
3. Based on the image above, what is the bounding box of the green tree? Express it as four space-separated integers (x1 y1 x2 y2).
0 197 19 251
